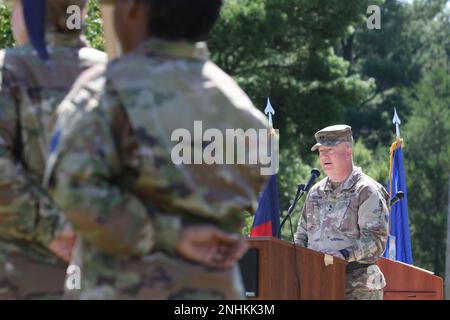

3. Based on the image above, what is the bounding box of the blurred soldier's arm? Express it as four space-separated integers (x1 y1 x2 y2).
294 195 310 247
47 83 245 267
345 187 389 263
0 63 65 247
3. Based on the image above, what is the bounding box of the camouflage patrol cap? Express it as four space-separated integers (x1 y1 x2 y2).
311 124 353 151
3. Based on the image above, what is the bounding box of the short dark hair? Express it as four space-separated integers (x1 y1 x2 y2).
145 0 223 41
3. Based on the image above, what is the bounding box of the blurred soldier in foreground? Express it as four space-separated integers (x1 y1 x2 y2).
45 0 269 299
294 125 389 299
0 0 107 299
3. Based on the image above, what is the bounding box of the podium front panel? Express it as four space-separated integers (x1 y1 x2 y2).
240 237 347 300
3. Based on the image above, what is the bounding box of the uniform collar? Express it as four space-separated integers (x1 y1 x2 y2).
324 166 362 192
45 33 85 47
133 37 210 61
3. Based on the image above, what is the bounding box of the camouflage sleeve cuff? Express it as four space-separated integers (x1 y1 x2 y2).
348 249 357 262
153 214 182 255
345 244 362 262
347 244 379 263
34 208 67 246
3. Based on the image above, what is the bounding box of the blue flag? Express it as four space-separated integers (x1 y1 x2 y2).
384 139 413 264
23 0 49 62
250 175 281 238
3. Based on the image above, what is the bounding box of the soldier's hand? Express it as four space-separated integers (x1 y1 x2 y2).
48 225 77 262
177 225 248 269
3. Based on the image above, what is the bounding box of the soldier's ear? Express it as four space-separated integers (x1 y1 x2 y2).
128 0 145 19
123 0 149 33
343 143 352 156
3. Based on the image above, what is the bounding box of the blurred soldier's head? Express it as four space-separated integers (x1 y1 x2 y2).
311 124 354 183
46 0 88 35
101 0 223 53
9 0 88 46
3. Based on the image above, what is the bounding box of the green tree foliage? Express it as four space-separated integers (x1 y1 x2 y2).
402 69 450 276
339 0 450 274
277 145 311 240
84 0 104 51
352 139 389 184
209 0 378 159
342 0 417 149
342 0 449 149
0 4 13 48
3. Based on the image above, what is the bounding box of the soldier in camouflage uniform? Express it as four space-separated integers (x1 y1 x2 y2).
44 0 269 299
294 125 389 300
0 0 107 299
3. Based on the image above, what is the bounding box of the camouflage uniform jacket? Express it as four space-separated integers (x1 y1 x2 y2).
46 38 269 299
294 166 389 291
0 33 107 264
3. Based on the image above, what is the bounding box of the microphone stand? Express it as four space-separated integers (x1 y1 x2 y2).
277 183 307 299
277 183 306 239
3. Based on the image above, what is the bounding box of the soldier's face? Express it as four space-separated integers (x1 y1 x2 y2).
11 0 29 46
318 143 353 182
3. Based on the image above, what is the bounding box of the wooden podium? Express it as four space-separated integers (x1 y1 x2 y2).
239 238 444 300
239 237 347 300
376 257 444 300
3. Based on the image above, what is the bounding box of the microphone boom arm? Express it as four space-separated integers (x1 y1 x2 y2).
277 184 305 239
277 168 321 239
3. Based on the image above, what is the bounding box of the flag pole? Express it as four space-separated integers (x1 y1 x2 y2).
387 108 402 260
249 98 280 238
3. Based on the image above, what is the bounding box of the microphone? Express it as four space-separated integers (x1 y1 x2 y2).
302 168 321 192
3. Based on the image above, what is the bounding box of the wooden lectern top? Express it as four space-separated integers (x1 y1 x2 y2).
376 258 443 300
